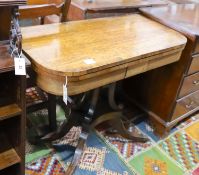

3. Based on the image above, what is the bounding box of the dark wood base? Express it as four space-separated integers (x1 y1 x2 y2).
148 112 195 138
92 112 148 142
148 116 171 138
41 84 148 174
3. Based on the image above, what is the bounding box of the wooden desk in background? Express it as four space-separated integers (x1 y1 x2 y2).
22 14 186 174
68 0 169 20
124 4 199 137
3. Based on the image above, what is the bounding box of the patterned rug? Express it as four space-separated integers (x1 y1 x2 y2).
26 128 132 174
25 105 132 175
25 102 199 175
97 114 199 175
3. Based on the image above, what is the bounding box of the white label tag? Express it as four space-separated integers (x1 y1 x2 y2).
14 57 26 75
63 77 68 105
84 58 96 65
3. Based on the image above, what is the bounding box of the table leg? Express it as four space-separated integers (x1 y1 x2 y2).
92 83 148 142
65 131 88 175
108 83 123 110
42 92 91 141
42 85 147 175
48 93 57 131
65 89 99 175
41 110 81 141
91 112 148 142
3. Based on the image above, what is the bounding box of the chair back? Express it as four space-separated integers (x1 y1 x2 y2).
19 0 71 24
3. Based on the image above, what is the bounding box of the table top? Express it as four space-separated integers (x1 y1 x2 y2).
140 4 199 39
71 0 169 11
22 14 186 77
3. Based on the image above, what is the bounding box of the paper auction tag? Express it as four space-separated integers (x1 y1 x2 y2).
14 57 26 75
84 58 96 65
63 77 68 105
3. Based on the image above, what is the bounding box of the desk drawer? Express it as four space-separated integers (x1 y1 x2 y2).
188 54 199 75
172 90 199 121
179 72 199 98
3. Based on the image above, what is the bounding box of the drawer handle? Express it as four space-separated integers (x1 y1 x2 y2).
185 101 194 109
193 80 199 85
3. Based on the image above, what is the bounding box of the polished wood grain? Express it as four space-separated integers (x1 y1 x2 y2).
0 45 30 73
188 54 199 75
0 133 21 171
27 0 62 5
195 42 199 53
19 0 71 23
68 0 169 20
19 0 71 135
70 0 168 11
0 45 15 73
0 7 12 40
125 50 182 78
124 4 199 137
172 90 199 121
19 4 62 18
140 4 199 53
0 149 21 170
0 104 22 121
0 3 26 174
30 48 183 95
22 14 186 95
22 15 186 76
0 74 26 175
22 13 186 173
179 72 199 98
